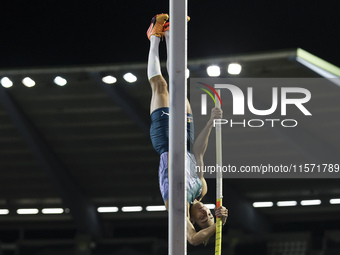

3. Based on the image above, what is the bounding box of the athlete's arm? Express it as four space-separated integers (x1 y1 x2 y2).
193 107 223 179
187 217 216 246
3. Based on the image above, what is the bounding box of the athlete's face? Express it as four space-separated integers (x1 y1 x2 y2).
191 202 214 229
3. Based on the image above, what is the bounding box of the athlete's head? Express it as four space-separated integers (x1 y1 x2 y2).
190 201 214 229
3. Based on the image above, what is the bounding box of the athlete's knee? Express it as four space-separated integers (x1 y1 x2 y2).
150 76 168 95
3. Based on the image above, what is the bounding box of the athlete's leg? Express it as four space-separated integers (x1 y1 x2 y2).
148 36 169 114
164 24 192 114
147 14 191 114
147 14 169 114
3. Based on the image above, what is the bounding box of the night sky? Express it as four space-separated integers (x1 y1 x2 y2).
1 1 340 69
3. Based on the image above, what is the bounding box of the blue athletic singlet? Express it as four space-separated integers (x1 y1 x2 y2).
158 152 203 204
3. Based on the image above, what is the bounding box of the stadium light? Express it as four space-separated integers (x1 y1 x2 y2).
97 207 119 213
123 73 137 83
301 199 321 206
42 208 64 214
277 201 298 207
186 68 190 79
207 65 221 77
102 75 117 84
146 205 166 212
121 206 142 212
253 201 273 208
330 198 340 204
0 209 9 215
228 63 242 75
17 208 39 215
22 77 35 87
1 77 13 88
54 76 67 86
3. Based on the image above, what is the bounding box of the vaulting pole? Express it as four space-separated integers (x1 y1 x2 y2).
169 0 188 254
215 89 223 255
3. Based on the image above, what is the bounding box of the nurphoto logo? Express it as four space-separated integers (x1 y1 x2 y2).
196 81 312 128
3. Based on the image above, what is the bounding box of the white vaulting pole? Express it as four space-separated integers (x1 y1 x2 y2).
215 89 223 255
169 0 188 255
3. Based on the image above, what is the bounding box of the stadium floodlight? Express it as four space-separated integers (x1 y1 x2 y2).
301 199 321 206
253 201 273 208
42 208 64 214
207 65 221 77
205 204 216 209
228 63 242 75
186 68 190 79
121 206 142 212
146 205 166 212
22 77 35 87
97 207 119 213
17 208 39 215
277 201 298 207
54 76 67 86
123 73 137 83
102 75 117 84
0 209 9 215
330 198 340 204
1 77 13 88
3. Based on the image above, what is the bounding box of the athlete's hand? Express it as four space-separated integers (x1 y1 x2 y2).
214 206 228 226
209 107 223 124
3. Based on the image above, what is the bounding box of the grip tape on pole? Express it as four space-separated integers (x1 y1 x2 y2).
215 198 223 255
